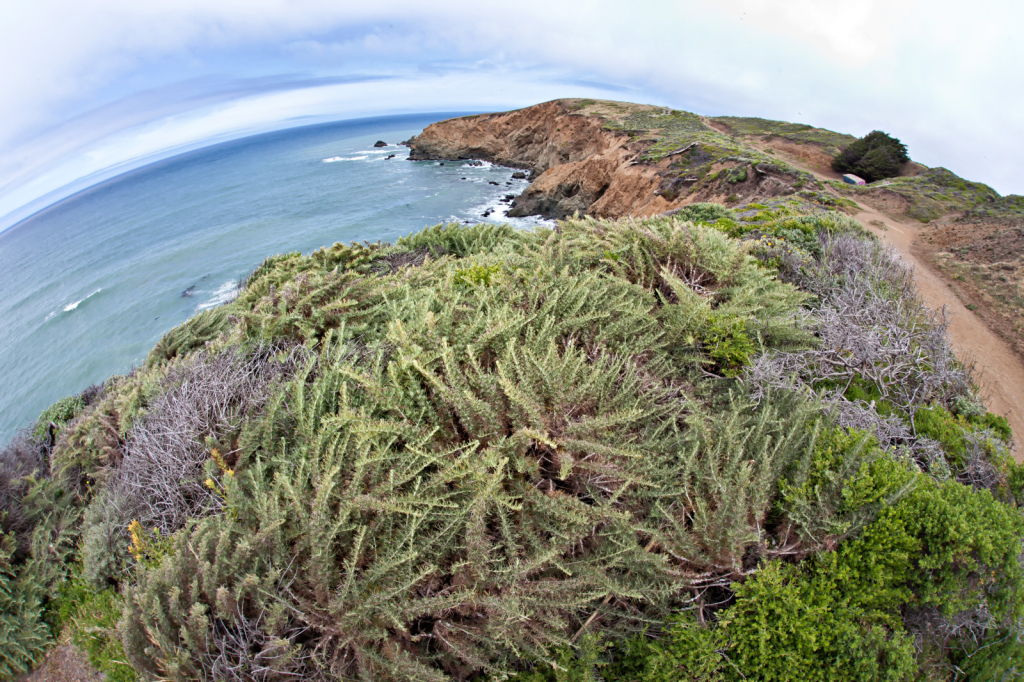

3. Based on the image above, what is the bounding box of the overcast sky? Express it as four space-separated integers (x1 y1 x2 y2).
0 1 1019 231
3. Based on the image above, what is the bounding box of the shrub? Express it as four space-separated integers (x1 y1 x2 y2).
0 533 51 680
56 570 136 682
520 475 1023 682
959 629 1024 680
0 434 47 553
672 202 736 225
721 561 917 681
146 307 233 368
832 131 910 183
119 215 822 680
32 395 86 440
780 426 916 550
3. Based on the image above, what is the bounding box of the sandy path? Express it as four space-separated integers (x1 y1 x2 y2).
854 205 1024 457
736 133 1024 457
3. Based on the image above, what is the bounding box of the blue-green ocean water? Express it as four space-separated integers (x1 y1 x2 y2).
0 113 548 442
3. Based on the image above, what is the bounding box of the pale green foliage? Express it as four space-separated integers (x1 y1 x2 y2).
120 217 821 680
146 307 233 368
0 533 50 680
8 213 1019 681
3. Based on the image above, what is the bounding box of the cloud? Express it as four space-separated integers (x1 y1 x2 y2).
0 0 1022 229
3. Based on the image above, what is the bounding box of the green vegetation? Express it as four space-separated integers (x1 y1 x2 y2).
711 116 857 156
58 571 137 681
2 202 1021 680
565 100 845 212
832 131 910 183
838 166 1024 223
506 475 1024 682
0 532 50 679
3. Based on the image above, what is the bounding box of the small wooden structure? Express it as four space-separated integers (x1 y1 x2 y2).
842 173 866 186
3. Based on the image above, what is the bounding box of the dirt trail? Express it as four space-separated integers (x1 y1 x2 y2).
855 205 1024 458
753 137 1024 457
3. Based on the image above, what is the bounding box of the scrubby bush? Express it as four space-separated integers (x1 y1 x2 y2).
3 213 1020 681
671 202 736 225
146 307 233 368
0 532 51 680
32 395 86 440
832 131 910 183
506 474 1024 682
119 218 822 678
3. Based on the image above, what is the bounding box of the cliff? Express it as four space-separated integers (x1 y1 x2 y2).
405 99 844 220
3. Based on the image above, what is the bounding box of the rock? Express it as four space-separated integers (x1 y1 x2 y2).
504 194 516 200
404 101 684 220
374 140 388 147
467 160 483 167
440 163 445 166
182 285 195 298
385 154 396 160
489 181 499 186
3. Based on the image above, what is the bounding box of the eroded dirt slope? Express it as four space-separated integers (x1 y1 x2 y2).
405 100 836 220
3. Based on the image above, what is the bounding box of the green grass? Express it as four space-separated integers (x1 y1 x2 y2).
57 572 136 682
842 167 1020 222
711 116 858 156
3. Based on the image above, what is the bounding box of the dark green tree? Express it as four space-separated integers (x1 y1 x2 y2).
832 131 910 183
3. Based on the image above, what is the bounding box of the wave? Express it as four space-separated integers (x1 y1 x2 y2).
63 288 102 313
322 155 368 163
197 280 239 311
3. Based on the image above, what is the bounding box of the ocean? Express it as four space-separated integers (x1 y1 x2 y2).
0 113 549 443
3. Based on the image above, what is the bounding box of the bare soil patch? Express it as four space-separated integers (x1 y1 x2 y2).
757 137 843 180
917 219 1024 360
16 642 105 682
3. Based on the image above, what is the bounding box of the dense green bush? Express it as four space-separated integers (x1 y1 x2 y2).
671 202 736 225
32 395 86 439
118 215 823 680
506 473 1024 682
3 213 1021 681
0 533 51 680
832 131 910 183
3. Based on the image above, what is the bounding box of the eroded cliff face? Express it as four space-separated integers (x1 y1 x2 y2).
405 99 810 221
406 100 675 220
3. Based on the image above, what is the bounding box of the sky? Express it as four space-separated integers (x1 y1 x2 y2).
1 0 1020 231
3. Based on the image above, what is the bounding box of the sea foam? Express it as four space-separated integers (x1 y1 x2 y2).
197 280 239 311
63 288 102 313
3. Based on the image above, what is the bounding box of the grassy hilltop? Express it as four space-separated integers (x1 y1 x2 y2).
2 107 1024 681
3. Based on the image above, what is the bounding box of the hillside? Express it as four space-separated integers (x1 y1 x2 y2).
408 100 1024 442
2 101 1024 682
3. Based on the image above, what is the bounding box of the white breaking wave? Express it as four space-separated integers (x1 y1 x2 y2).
322 155 368 163
197 280 239 311
63 288 102 312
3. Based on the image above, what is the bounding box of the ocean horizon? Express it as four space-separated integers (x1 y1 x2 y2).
0 112 550 443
